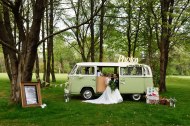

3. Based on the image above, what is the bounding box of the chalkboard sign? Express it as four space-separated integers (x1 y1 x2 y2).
20 82 42 107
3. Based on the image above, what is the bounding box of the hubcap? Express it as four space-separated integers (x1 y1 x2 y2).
83 90 92 99
132 94 141 101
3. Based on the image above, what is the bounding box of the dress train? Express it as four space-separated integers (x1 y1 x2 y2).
83 86 123 104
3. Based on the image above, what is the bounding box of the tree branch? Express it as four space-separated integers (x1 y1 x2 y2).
1 0 14 10
64 38 81 54
172 0 190 35
0 39 19 53
37 0 107 46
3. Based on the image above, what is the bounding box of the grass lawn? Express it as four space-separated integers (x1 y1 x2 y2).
0 73 190 126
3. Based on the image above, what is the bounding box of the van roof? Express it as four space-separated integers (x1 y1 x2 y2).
76 62 148 67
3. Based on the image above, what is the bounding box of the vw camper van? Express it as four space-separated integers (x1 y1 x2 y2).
67 62 153 101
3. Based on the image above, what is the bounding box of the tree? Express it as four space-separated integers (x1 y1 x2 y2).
99 0 105 62
0 0 46 103
141 0 160 85
167 45 190 75
90 0 95 62
60 0 107 62
159 0 190 92
46 0 56 83
103 0 144 59
0 0 106 103
54 34 76 73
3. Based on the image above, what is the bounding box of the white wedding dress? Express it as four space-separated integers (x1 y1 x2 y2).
83 78 123 104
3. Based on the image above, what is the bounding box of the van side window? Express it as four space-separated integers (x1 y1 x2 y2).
136 67 142 75
120 66 142 76
145 67 150 75
76 66 94 75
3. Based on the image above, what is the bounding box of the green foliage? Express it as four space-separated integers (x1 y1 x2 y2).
108 80 116 91
101 68 115 75
53 34 77 73
167 45 190 76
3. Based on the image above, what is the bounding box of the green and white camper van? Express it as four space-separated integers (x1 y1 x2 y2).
67 62 153 101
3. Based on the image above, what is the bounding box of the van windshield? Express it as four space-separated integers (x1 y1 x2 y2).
69 65 77 75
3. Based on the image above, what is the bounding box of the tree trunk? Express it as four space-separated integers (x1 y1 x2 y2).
46 0 51 84
60 60 64 73
2 50 12 81
159 45 168 92
127 0 132 57
35 53 40 82
159 0 168 92
2 5 15 81
46 43 51 83
132 7 141 57
42 13 46 84
0 8 19 103
51 51 56 82
145 2 153 65
46 0 56 83
99 0 105 62
90 0 95 62
159 0 174 92
50 0 56 82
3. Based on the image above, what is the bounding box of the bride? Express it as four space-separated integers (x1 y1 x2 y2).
83 74 123 104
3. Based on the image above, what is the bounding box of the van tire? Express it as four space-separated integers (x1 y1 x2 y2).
81 88 94 100
131 94 141 101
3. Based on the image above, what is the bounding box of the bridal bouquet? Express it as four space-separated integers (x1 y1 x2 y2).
109 80 116 91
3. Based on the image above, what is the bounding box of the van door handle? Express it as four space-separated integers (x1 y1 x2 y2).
78 76 83 79
120 80 125 82
120 80 125 85
120 82 125 85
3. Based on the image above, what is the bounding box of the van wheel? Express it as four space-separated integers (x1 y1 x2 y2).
131 94 141 101
81 88 94 100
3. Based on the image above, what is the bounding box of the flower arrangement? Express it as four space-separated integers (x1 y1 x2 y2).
64 81 70 102
159 97 170 105
159 97 177 107
109 80 116 91
169 97 177 107
64 88 70 102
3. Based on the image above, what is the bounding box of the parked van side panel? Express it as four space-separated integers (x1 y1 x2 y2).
119 76 144 93
69 75 96 94
144 77 154 91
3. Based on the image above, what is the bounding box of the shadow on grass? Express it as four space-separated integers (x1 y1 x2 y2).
70 94 146 103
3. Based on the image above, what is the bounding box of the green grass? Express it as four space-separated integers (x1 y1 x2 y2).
0 73 190 126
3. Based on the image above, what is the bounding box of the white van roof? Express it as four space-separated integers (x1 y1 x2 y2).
76 62 148 67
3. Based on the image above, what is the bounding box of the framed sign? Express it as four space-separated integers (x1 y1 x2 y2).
20 82 42 107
